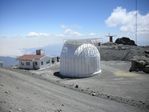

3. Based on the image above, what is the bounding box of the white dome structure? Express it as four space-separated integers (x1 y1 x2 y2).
60 39 101 78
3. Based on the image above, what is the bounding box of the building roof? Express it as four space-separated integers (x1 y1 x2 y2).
18 54 44 61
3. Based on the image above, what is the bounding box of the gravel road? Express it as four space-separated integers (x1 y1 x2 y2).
0 68 148 112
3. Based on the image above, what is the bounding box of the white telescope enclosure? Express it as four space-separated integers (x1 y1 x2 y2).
60 39 101 78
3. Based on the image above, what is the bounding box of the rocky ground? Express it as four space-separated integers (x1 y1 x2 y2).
98 45 149 61
1 67 148 112
5 61 148 111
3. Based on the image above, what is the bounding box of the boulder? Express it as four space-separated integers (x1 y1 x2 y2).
115 37 136 46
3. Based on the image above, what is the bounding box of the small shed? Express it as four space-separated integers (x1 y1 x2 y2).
60 39 101 78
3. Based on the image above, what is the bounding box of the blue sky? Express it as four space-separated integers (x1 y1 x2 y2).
0 0 138 35
0 0 149 56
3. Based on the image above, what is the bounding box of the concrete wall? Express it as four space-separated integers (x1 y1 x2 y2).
39 56 51 69
19 61 33 69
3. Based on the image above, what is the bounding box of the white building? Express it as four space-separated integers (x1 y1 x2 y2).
18 50 50 70
60 39 101 78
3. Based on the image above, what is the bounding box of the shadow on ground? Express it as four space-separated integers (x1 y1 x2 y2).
53 72 93 79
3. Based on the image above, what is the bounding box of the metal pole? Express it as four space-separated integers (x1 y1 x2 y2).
135 0 138 45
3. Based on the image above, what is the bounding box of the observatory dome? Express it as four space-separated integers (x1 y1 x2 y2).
60 40 101 78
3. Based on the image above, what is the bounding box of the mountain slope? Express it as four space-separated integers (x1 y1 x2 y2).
0 56 18 67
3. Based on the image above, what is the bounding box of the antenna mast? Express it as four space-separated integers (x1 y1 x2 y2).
135 0 138 44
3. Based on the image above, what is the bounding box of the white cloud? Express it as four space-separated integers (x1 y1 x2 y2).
105 6 149 38
0 28 78 56
60 24 82 37
0 28 83 56
60 24 82 30
63 28 82 36
0 25 100 56
89 32 96 36
27 32 49 37
60 24 67 29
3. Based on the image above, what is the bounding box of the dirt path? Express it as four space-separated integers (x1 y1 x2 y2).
0 68 147 112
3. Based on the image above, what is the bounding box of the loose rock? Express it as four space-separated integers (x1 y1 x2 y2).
54 109 62 112
0 83 4 86
4 91 9 94
17 108 22 111
75 85 78 88
8 110 12 112
61 104 64 106
91 92 96 96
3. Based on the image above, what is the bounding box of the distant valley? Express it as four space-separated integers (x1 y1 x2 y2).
0 56 18 67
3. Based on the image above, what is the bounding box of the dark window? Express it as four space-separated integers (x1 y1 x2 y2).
41 61 43 65
21 62 24 65
34 62 38 65
46 60 50 64
26 62 30 65
52 58 55 64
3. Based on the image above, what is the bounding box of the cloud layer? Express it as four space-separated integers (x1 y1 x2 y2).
0 34 62 56
105 6 149 38
27 32 49 37
0 26 97 57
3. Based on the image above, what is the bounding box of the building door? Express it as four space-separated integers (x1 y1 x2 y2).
33 62 38 70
